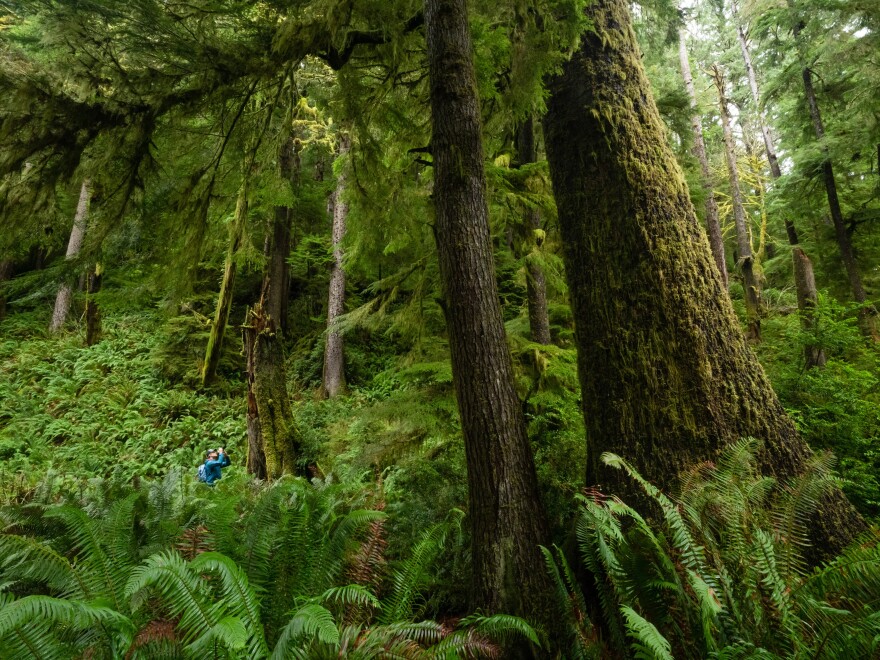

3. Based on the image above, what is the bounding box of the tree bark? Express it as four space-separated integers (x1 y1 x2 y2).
679 31 727 287
265 137 298 335
0 259 12 321
735 22 825 366
793 21 878 337
243 316 268 480
50 180 90 332
243 298 301 480
424 0 552 628
543 0 863 561
85 263 102 346
712 66 762 341
202 180 249 387
515 117 552 345
319 132 350 398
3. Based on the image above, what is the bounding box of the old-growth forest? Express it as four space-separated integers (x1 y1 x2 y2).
0 0 879 657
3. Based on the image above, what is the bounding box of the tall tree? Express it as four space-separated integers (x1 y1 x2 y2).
792 15 878 338
319 132 350 398
515 117 553 345
735 19 825 366
424 0 552 626
678 30 727 287
265 135 298 335
712 65 762 341
543 0 864 560
49 180 90 332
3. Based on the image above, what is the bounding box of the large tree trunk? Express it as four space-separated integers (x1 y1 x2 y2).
50 180 90 332
543 0 864 561
243 316 268 480
713 66 762 341
85 263 102 346
319 133 350 398
515 117 552 345
679 31 727 287
243 298 301 479
424 0 552 629
0 259 12 321
793 22 878 337
202 180 249 387
736 22 825 366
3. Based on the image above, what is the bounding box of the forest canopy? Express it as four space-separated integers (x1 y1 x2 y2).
0 0 879 657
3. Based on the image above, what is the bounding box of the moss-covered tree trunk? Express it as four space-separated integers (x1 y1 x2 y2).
85 263 102 346
243 317 268 480
243 299 300 479
543 0 864 560
713 66 762 341
50 180 90 332
679 31 727 287
736 22 825 366
319 132 350 398
202 181 249 386
424 0 552 629
515 117 552 345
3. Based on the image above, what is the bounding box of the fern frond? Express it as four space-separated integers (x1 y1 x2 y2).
620 605 673 660
271 604 340 659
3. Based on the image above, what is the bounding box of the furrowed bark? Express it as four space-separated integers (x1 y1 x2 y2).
544 0 864 561
736 21 825 365
319 132 350 398
0 259 12 321
679 31 727 287
202 180 249 387
265 136 297 335
50 180 90 332
515 117 552 345
713 66 762 341
243 317 268 480
424 0 553 631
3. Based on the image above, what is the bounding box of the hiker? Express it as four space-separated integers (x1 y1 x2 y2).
198 447 230 485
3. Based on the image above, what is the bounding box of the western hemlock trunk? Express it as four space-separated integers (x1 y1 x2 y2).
50 180 90 332
319 132 350 398
243 299 301 479
543 0 863 560
736 22 825 366
243 317 268 480
202 180 249 386
424 0 552 624
85 263 102 346
679 31 727 287
713 66 762 341
515 117 552 345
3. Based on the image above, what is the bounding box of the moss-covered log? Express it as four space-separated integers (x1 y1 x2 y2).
543 0 864 560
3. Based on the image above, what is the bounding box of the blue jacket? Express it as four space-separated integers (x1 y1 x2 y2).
203 452 231 485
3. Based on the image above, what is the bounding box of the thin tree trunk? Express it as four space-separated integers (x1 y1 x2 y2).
424 0 552 631
265 137 298 335
50 180 90 332
793 20 878 337
202 180 249 387
0 259 12 321
515 117 552 345
85 263 102 346
243 317 268 479
319 132 350 398
679 31 727 287
243 297 300 479
713 66 762 341
736 22 825 366
543 0 863 562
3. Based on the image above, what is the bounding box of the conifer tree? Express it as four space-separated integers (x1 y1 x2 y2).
424 0 552 628
544 0 864 560
49 180 90 332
